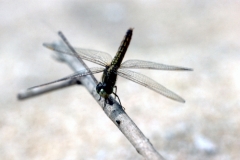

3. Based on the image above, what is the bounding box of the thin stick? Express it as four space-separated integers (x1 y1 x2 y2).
17 32 165 160
18 79 79 99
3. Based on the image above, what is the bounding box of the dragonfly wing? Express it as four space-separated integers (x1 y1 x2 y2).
117 69 185 103
120 60 192 71
75 48 112 66
43 43 112 66
28 67 105 90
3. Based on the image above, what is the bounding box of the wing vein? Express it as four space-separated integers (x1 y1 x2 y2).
117 69 185 103
120 60 192 71
43 43 112 66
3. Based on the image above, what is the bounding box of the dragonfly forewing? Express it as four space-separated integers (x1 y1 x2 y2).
43 43 112 67
75 48 112 66
117 69 185 103
28 67 105 90
120 60 193 71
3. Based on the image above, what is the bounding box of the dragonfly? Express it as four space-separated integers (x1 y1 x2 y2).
29 28 192 106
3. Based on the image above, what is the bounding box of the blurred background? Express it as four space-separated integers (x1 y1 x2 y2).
0 0 240 159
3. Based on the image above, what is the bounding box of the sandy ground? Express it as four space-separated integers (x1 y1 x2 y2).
0 0 240 160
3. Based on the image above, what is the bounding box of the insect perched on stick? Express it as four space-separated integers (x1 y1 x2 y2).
29 28 192 106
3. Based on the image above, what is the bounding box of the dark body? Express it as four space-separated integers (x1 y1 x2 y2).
96 29 132 98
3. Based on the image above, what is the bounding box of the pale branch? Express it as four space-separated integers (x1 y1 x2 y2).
18 79 79 99
17 32 165 160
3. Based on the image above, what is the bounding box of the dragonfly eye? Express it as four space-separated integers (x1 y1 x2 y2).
98 89 109 98
96 83 103 93
96 83 108 98
96 83 111 98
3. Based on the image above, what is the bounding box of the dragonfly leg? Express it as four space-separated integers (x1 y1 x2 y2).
103 99 106 109
98 95 107 109
112 92 124 110
103 98 110 109
113 86 117 99
98 95 101 101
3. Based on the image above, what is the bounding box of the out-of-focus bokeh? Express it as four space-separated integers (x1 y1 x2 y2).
1 0 239 159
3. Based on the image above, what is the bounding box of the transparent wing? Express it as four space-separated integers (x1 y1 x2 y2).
28 67 105 90
43 43 112 66
120 60 192 71
117 69 185 103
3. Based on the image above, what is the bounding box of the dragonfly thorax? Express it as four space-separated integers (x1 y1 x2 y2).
96 66 118 99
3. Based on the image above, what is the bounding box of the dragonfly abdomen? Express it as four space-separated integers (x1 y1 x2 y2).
111 28 133 67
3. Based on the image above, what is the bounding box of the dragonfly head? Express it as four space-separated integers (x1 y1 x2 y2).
96 82 113 98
